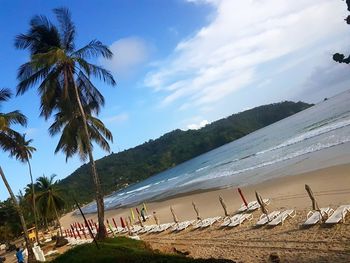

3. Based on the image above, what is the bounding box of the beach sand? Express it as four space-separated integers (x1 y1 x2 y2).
60 163 350 262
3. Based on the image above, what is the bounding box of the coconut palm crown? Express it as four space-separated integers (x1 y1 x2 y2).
15 7 116 118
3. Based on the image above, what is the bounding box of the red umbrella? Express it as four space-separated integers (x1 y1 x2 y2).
82 228 87 239
238 188 248 207
112 218 118 228
120 217 126 228
76 229 81 239
136 207 140 215
71 229 76 239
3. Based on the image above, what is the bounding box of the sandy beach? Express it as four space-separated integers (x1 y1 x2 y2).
60 163 350 262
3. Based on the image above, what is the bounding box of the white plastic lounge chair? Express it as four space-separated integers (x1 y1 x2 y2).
221 214 241 227
202 216 222 228
228 213 253 227
268 209 295 226
138 225 156 234
131 225 143 233
173 220 196 231
196 216 222 228
325 205 350 224
148 223 172 233
238 199 270 212
256 211 281 226
303 207 334 226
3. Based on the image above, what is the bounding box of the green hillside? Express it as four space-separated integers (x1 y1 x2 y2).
58 101 313 207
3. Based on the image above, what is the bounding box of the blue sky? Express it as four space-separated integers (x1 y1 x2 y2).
0 0 349 200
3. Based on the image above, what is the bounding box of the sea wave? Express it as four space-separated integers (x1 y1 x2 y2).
181 136 350 186
256 117 350 156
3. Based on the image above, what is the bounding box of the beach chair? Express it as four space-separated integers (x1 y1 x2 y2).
256 211 280 226
238 199 270 212
197 216 222 228
303 207 334 226
173 220 196 231
227 213 253 227
131 225 143 233
268 209 295 226
148 223 171 233
221 214 240 227
325 205 350 224
138 225 156 234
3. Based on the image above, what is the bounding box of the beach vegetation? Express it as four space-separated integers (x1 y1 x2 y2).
0 88 37 262
35 174 65 235
15 7 116 239
51 237 234 263
9 133 40 243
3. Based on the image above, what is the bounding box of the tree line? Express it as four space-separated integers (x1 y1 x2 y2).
58 101 312 208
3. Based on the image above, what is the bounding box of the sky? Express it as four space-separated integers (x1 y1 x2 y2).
0 0 349 200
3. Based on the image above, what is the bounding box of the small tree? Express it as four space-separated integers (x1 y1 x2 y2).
0 88 37 262
11 134 39 243
36 174 65 236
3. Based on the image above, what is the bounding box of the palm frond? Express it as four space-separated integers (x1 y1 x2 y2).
15 14 61 54
0 111 27 127
76 61 116 86
0 88 12 102
53 7 75 52
73 40 113 59
17 62 51 95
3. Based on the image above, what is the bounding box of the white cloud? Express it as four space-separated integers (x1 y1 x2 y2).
144 0 348 110
187 120 209 130
101 37 151 77
103 113 129 124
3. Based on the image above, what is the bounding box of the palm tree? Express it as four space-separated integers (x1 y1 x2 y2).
15 7 116 238
0 88 37 262
11 134 40 243
49 97 113 161
35 174 65 236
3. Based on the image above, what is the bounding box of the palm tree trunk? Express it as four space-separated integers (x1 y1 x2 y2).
28 160 40 244
72 78 107 239
53 203 63 236
0 166 37 263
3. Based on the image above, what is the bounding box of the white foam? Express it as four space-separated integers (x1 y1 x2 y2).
256 117 350 155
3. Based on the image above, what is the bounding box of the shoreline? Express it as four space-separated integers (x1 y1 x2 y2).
61 162 350 228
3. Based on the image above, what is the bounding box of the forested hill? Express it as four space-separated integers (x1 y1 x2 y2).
58 101 313 207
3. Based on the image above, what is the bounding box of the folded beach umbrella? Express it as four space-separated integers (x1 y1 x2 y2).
153 212 160 225
305 184 320 211
170 206 179 223
255 191 269 220
192 201 202 220
136 207 140 215
219 196 229 217
75 228 81 239
138 215 144 227
130 208 135 221
238 188 248 207
143 203 148 215
112 218 118 228
128 216 133 226
120 217 126 228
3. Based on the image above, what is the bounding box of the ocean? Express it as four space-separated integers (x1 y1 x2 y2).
82 90 350 213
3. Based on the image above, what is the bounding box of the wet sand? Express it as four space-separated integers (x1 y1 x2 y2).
60 163 350 262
